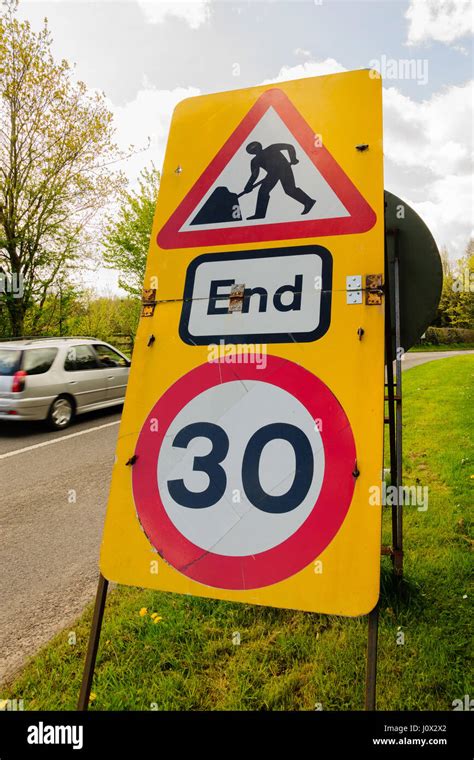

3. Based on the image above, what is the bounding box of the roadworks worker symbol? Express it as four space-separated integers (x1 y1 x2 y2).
192 140 317 224
158 88 376 249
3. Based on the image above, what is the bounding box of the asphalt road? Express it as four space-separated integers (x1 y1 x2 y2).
401 349 474 371
0 408 121 685
0 350 472 685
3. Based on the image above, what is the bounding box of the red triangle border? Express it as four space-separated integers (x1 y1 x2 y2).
157 88 377 250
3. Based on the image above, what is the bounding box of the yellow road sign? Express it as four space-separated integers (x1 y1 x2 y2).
100 69 384 616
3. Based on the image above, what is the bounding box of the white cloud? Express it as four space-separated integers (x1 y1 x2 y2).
262 58 346 84
405 0 474 45
413 174 473 257
137 0 211 28
23 0 211 29
382 81 473 257
383 82 472 176
110 85 200 182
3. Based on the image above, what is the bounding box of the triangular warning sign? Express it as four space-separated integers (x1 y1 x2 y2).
157 88 376 249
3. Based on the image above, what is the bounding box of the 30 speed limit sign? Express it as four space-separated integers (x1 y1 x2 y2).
100 70 385 615
132 356 356 590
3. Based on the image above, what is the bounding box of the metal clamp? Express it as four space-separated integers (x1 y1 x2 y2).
365 274 384 305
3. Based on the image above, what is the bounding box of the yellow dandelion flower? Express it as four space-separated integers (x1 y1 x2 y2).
153 616 163 624
151 612 158 619
89 693 97 702
139 607 148 617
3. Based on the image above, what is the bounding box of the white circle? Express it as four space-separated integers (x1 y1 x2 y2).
157 380 325 556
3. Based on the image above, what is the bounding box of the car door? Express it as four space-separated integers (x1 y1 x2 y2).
92 344 130 402
64 344 109 410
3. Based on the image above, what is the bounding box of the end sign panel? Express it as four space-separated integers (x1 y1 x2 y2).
179 246 333 345
100 70 385 616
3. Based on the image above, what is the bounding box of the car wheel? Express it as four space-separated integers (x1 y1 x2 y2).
48 396 74 430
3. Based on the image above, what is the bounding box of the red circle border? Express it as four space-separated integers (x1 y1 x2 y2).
132 356 356 590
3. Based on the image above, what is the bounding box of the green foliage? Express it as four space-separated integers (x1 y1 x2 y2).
0 286 139 349
64 292 140 349
436 241 474 329
5 357 473 710
0 0 126 336
20 279 79 336
421 327 474 345
103 163 159 297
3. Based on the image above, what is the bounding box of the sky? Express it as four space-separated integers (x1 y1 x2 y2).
19 0 473 294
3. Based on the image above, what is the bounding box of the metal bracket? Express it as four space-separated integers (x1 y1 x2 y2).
365 274 384 305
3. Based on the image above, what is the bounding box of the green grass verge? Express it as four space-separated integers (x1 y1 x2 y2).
3 357 473 711
409 344 474 352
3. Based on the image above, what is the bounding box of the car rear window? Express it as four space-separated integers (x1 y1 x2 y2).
0 349 21 376
21 347 58 375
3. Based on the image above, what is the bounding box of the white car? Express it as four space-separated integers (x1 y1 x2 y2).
0 337 131 430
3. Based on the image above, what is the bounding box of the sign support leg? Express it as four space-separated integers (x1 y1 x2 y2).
365 603 379 710
77 573 109 711
384 226 404 578
393 252 403 576
384 247 398 565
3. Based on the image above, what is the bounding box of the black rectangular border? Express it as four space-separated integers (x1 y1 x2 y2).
179 245 333 346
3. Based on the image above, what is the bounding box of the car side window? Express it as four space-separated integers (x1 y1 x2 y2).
93 344 129 368
64 345 99 372
22 347 58 375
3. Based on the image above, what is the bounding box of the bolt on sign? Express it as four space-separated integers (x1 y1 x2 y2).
100 69 384 616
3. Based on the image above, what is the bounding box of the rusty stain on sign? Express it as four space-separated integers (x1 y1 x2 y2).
141 288 157 317
142 288 157 303
229 284 245 313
